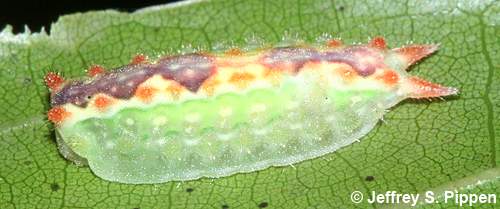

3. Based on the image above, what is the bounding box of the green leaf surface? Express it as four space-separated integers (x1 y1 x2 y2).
0 0 498 208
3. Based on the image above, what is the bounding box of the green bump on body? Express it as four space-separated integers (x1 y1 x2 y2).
57 79 396 183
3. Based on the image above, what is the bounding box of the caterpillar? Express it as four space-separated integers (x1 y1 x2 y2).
44 37 458 184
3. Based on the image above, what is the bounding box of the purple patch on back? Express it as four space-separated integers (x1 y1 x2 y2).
321 47 384 76
340 47 384 76
261 46 384 76
261 47 320 72
51 80 92 107
51 46 386 107
156 54 215 92
51 54 214 107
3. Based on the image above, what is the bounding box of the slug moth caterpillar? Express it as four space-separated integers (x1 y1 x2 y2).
45 37 458 184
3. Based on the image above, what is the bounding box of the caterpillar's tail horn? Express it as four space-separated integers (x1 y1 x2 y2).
405 76 458 99
392 44 439 70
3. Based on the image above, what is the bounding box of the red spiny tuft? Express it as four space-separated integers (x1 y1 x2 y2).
87 65 105 77
131 54 148 65
377 69 399 85
326 39 342 48
229 72 256 88
47 107 70 124
44 72 64 91
135 86 157 102
225 48 243 56
370 37 387 49
94 95 114 111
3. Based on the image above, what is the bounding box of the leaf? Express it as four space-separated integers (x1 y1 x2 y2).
0 0 498 208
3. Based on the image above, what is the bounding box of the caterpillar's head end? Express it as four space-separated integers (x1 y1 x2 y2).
404 76 458 99
44 72 65 92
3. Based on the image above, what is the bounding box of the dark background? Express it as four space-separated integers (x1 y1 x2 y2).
0 0 181 34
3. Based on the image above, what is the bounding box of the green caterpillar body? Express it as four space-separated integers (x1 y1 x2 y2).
45 37 457 184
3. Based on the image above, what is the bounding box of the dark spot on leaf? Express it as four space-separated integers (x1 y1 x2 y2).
50 183 60 191
258 202 268 208
24 160 32 165
222 205 229 209
23 77 32 84
132 207 140 209
186 188 194 193
338 5 345 11
365 175 375 181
